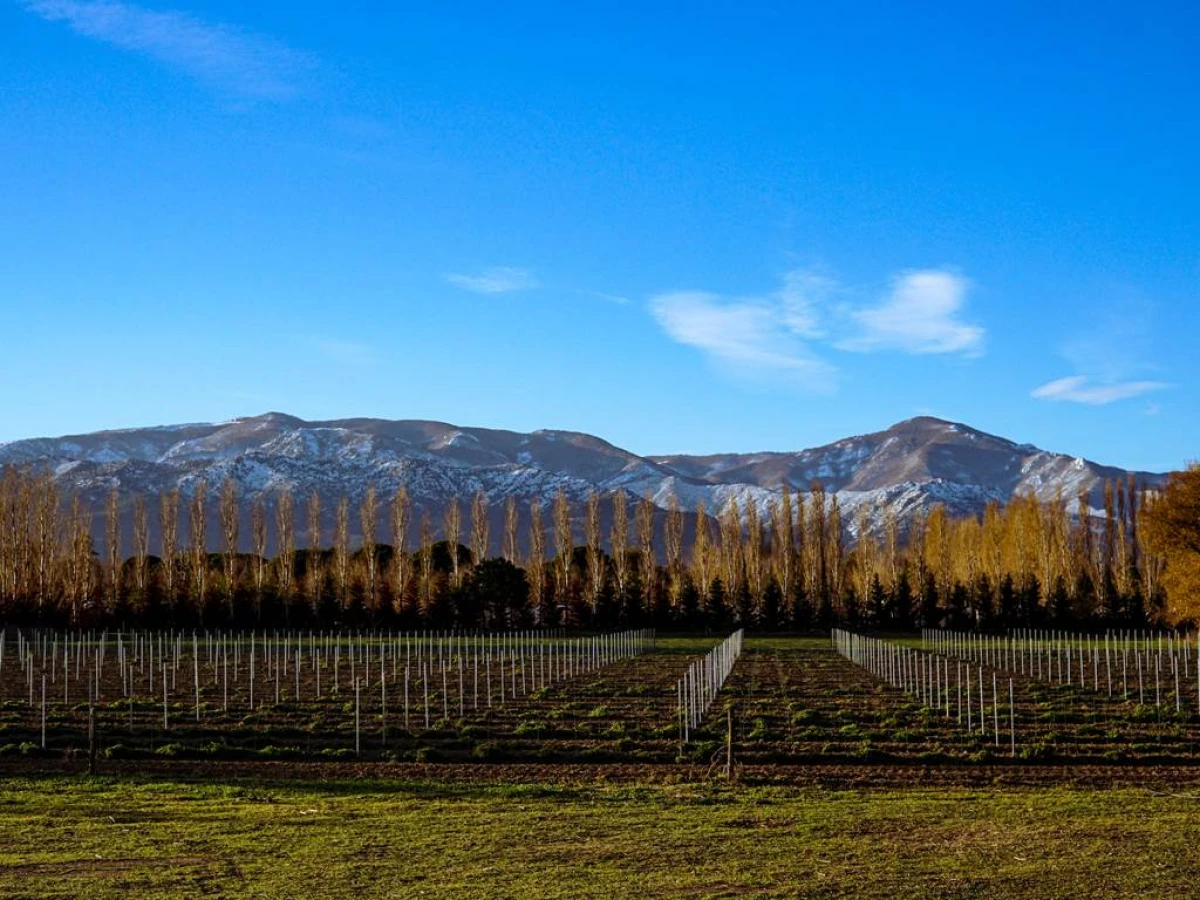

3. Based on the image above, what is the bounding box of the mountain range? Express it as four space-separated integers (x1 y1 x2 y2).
0 413 1166 551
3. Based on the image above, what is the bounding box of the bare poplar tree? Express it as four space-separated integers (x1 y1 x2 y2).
665 493 684 605
636 493 656 607
793 489 807 599
1127 472 1140 574
718 497 742 597
883 506 900 594
34 473 58 612
855 504 876 607
611 491 629 597
133 494 149 600
0 470 15 602
159 489 179 608
306 491 322 615
808 482 828 608
418 511 434 616
251 496 267 617
389 486 410 613
188 481 208 614
553 489 572 602
696 501 710 607
1076 487 1096 588
744 499 764 606
768 493 793 605
585 491 603 612
503 496 519 565
360 486 378 612
1103 479 1117 581
828 494 844 603
219 478 239 616
444 497 462 588
334 494 350 609
105 485 121 614
67 493 93 624
275 488 296 607
528 497 546 620
0 470 13 602
470 489 490 568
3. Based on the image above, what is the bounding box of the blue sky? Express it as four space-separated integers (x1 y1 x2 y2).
2 1 1197 471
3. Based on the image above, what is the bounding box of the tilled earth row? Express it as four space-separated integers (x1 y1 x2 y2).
5 639 1200 767
6 757 1200 791
703 643 1200 765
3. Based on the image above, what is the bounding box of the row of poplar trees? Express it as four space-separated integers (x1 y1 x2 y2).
0 465 1176 631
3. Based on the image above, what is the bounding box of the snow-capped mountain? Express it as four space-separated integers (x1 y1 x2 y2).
0 413 1166 550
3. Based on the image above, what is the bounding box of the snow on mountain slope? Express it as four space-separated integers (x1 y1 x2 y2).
0 413 1166 547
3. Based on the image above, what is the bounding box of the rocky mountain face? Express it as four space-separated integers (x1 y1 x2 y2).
0 413 1166 551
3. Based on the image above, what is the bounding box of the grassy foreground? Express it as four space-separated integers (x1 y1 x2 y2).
1 775 1198 898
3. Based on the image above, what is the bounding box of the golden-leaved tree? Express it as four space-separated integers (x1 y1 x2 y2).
1142 464 1200 624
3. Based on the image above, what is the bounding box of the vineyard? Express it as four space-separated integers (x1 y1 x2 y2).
4 626 1200 772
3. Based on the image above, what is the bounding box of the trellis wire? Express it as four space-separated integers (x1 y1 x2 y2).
0 626 656 753
833 628 1016 753
677 629 744 746
924 627 1198 714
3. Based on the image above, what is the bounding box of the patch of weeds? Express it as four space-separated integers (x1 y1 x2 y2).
1018 742 1057 762
790 709 817 726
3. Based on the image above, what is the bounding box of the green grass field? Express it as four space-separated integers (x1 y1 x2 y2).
2 774 1199 898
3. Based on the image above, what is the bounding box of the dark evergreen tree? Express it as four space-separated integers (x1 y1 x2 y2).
841 584 861 630
972 573 994 631
892 570 914 630
1018 574 1041 626
761 577 783 631
918 571 939 628
790 580 812 632
678 578 701 630
1051 575 1073 627
867 574 887 630
946 581 969 630
997 574 1017 624
706 578 729 631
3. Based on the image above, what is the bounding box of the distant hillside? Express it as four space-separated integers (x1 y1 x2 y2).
0 413 1166 551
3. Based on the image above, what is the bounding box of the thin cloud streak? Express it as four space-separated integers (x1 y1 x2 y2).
445 267 539 294
1035 299 1168 406
23 0 310 99
1031 375 1169 405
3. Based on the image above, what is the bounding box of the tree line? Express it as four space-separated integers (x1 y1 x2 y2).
0 465 1187 631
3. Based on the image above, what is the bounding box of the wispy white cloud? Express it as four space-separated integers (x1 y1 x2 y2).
838 270 983 356
777 269 831 339
648 265 986 390
1031 375 1168 405
22 0 309 100
1033 297 1169 406
591 291 630 306
445 267 539 294
649 290 836 391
